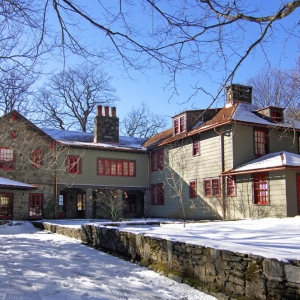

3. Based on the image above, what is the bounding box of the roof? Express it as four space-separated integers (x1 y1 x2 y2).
0 177 37 189
223 151 300 175
42 128 147 152
156 102 300 147
142 128 173 149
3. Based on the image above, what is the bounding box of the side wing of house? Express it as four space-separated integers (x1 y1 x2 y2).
0 111 57 220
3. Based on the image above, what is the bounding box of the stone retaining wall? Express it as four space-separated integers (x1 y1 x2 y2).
32 222 300 300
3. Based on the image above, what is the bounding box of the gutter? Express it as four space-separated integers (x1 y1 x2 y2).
221 166 300 176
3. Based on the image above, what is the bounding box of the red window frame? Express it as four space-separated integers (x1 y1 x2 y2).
192 140 200 156
151 183 164 205
189 180 197 198
151 149 164 171
0 147 14 170
28 194 43 219
66 156 81 174
253 173 269 205
212 179 220 196
226 176 236 196
204 179 212 197
98 158 136 177
32 149 43 168
204 178 220 197
11 131 17 139
272 112 281 123
254 128 268 156
173 115 186 135
0 193 13 219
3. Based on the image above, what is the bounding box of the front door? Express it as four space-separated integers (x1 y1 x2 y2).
297 174 300 215
58 192 67 218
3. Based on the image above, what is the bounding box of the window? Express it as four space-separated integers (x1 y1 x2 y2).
174 115 186 135
151 149 164 171
0 193 13 218
212 179 220 196
66 156 81 174
272 112 282 123
125 194 137 212
11 131 17 139
0 147 14 170
189 180 197 198
226 176 236 196
28 194 43 218
98 159 135 177
254 128 268 156
204 178 220 197
77 193 86 212
253 173 268 205
192 140 200 156
151 183 164 205
32 150 42 168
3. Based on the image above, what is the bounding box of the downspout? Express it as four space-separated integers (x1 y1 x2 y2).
214 127 226 220
147 152 151 218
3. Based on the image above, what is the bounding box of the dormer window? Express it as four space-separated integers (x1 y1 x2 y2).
272 112 282 123
173 115 186 135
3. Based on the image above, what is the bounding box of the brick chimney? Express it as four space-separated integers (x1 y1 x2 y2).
226 84 252 105
94 106 119 143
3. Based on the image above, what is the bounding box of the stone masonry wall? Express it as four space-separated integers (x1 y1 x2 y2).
32 222 300 300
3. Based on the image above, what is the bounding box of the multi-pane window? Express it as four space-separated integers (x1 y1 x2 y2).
151 183 164 205
77 193 86 212
32 150 42 168
98 159 135 177
226 176 236 196
192 140 200 156
151 149 164 171
0 147 14 170
0 193 13 218
28 194 43 218
204 178 220 197
189 180 197 198
272 112 282 123
254 128 268 156
66 156 81 174
174 115 186 135
253 173 269 205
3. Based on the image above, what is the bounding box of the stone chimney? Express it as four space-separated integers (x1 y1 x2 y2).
94 106 119 143
226 84 252 105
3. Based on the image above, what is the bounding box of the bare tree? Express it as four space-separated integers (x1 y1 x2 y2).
121 102 168 138
91 188 124 221
2 1 300 108
0 66 36 115
246 67 300 121
36 64 118 132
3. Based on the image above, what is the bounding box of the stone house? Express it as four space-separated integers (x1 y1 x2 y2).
0 107 149 220
144 84 300 220
1 84 300 221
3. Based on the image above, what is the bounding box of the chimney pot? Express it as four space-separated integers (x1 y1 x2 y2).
97 106 103 116
111 107 116 117
104 106 109 117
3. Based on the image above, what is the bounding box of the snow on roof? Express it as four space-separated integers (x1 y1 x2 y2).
0 177 36 189
229 151 300 173
232 103 300 129
42 128 147 151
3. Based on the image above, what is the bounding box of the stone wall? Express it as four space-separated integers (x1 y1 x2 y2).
32 222 300 300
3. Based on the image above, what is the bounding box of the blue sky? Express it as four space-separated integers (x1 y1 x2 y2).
42 1 299 127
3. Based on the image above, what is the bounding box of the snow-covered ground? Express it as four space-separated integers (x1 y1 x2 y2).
0 221 215 300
